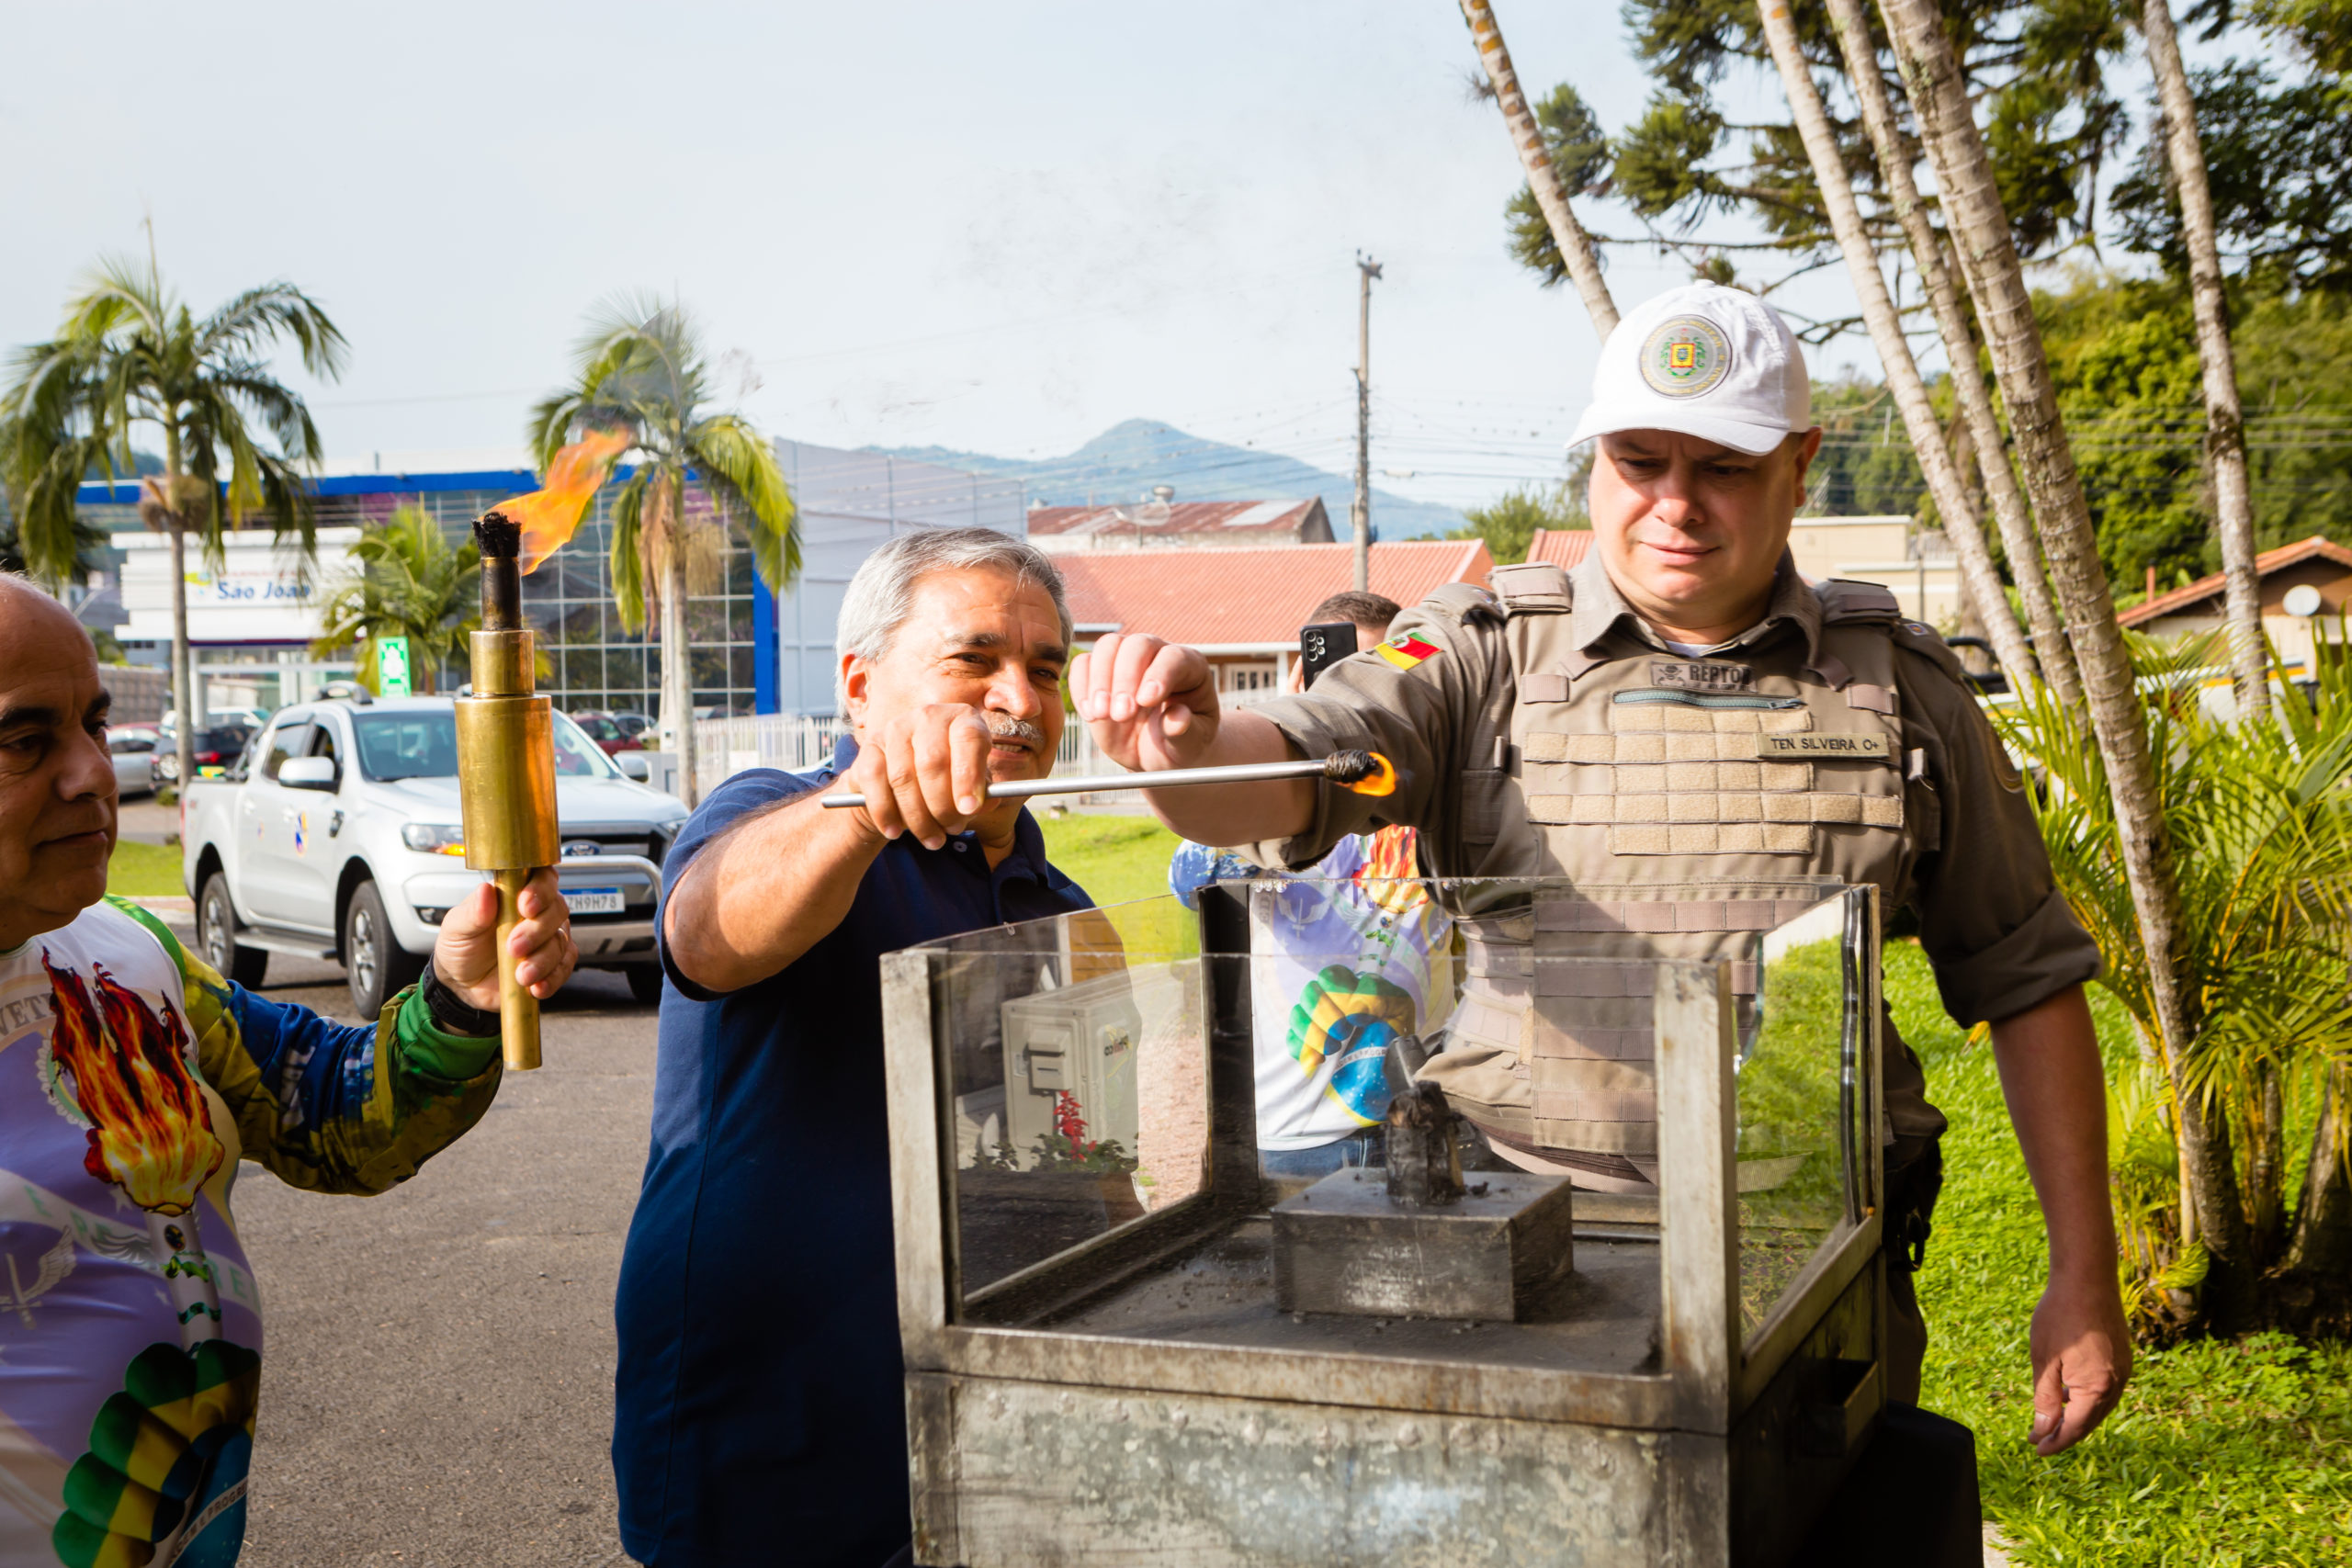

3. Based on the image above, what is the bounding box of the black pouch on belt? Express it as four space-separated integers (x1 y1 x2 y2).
1883 1136 1946 1272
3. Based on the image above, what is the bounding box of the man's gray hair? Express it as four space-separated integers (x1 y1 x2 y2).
835 527 1074 700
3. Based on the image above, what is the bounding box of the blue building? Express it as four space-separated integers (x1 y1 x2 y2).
79 438 1023 720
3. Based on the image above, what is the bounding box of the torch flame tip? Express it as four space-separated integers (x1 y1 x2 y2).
473 513 523 560
1329 750 1398 796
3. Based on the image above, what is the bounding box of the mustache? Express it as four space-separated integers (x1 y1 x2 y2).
987 716 1047 749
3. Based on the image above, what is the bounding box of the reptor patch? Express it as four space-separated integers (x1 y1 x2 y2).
1648 660 1753 692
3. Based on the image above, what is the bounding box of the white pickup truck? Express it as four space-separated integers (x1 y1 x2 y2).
180 696 691 1016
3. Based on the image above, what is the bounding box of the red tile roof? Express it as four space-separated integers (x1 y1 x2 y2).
2119 535 2352 626
1057 540 1495 649
1027 498 1329 543
1526 528 1595 570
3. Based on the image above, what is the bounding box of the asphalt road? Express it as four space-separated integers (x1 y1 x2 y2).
175 930 655 1568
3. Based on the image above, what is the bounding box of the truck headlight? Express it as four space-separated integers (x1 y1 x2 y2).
401 823 469 855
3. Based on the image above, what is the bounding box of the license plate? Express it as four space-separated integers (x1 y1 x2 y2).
562 887 625 915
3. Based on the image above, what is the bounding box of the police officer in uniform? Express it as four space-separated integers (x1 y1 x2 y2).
1074 282 2131 1455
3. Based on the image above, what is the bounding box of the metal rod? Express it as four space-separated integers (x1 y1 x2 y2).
819 751 1382 809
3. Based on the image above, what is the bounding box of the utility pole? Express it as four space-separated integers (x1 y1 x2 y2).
1352 253 1382 592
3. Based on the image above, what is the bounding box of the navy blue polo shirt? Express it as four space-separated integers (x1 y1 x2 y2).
613 737 1091 1567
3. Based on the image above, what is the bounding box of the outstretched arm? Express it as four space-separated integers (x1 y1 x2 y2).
1988 983 2132 1455
106 897 509 1197
1072 631 1315 845
663 703 1012 995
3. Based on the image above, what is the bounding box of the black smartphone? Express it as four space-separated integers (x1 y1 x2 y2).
1299 622 1359 689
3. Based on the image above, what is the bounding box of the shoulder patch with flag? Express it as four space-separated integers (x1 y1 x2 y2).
1374 634 1440 671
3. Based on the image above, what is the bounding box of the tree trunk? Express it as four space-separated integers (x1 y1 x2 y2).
1875 0 2256 1319
2276 1066 2352 1336
1823 0 2085 711
1458 0 1619 338
1758 4 2038 694
2143 0 2268 716
168 521 195 794
660 536 696 809
2248 1066 2285 1261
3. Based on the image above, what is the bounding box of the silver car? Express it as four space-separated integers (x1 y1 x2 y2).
107 724 161 797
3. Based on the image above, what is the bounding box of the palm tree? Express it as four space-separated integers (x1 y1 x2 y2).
2140 0 2267 716
1997 629 2352 1337
1458 0 1620 337
310 504 480 695
1758 4 2040 694
1820 0 2086 712
1874 0 2237 1321
0 254 345 789
530 298 797 806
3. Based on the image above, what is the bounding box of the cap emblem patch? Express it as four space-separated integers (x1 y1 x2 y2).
1640 314 1734 399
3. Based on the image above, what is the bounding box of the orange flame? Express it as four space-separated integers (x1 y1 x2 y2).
492 427 631 575
44 957 224 1217
1339 751 1398 797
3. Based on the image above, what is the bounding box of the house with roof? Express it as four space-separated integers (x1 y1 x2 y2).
1057 539 1494 699
1026 492 1333 554
2119 535 2352 678
1525 527 1594 570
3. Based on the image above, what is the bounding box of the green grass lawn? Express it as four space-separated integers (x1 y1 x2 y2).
1035 812 1195 957
105 840 186 898
1035 811 1183 907
1894 940 2352 1566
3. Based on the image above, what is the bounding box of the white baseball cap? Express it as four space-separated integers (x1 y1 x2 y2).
1566 283 1813 456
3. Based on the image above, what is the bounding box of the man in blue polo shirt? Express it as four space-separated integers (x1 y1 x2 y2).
613 529 1093 1567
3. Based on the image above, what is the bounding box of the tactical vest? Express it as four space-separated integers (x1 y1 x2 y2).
1418 559 1935 1190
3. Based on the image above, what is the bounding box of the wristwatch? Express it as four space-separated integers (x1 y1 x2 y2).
420 961 503 1038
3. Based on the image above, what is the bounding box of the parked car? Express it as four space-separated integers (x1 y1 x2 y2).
610 712 653 741
179 696 689 1016
107 724 162 797
154 725 257 786
569 710 645 755
163 708 268 737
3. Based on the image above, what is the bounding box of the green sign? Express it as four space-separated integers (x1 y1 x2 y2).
379 636 413 697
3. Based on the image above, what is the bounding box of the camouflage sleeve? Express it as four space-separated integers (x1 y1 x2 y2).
1236 583 1509 873
108 897 503 1196
1890 637 2103 1025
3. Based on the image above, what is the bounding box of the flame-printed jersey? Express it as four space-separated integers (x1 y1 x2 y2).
0 897 503 1567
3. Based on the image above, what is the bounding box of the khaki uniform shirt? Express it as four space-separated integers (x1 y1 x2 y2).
1242 551 2098 1174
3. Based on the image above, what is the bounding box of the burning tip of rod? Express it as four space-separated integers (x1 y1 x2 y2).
473 513 523 560
1327 750 1397 796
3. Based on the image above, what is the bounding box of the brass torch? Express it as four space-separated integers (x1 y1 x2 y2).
454 513 560 1070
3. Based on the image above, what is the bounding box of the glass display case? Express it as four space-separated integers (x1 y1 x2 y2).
881 877 1886 1567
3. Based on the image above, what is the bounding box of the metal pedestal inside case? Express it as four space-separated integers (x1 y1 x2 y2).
883 878 1887 1567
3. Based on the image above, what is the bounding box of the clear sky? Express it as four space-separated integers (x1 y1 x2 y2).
0 1 2086 514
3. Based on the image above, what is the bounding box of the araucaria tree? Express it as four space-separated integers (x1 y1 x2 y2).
1 256 345 789
310 504 481 695
531 299 798 806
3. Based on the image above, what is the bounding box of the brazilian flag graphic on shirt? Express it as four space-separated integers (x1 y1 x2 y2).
1287 967 1419 1126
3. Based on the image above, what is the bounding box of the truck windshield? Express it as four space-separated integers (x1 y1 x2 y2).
352 710 621 781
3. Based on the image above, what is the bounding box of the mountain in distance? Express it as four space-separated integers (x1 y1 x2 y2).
869 418 1467 540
